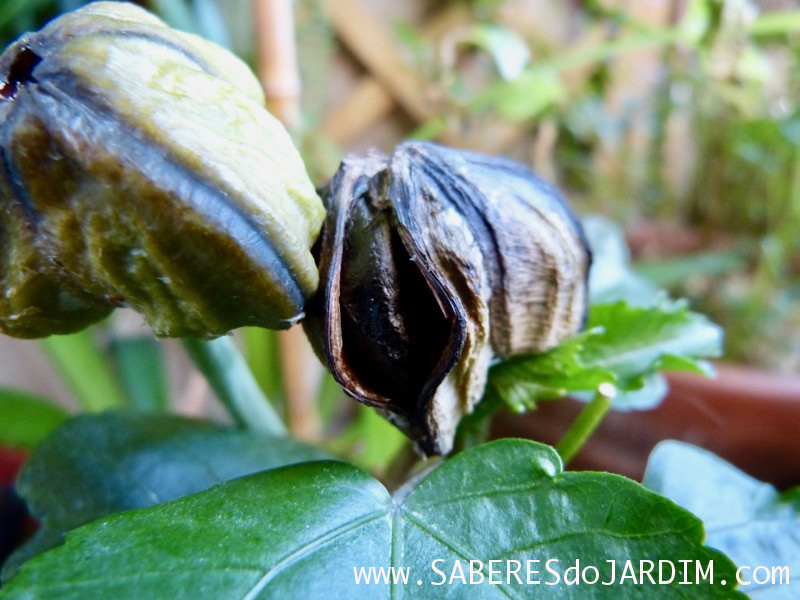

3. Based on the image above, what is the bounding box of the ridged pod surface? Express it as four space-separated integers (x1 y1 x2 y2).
0 2 324 338
306 142 591 455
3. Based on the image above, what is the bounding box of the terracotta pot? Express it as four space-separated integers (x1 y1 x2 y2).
491 363 800 489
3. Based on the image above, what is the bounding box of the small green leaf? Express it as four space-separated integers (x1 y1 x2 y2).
583 300 723 390
488 299 722 412
465 23 531 80
472 67 566 122
582 214 659 306
486 215 721 414
0 388 67 449
408 116 449 141
487 329 615 411
2 440 742 598
679 0 714 44
2 412 330 582
644 441 799 599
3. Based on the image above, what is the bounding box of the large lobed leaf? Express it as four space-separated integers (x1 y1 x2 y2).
2 439 743 598
644 441 799 599
2 412 330 581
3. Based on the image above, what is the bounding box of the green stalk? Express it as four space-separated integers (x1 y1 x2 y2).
547 27 685 72
750 11 800 37
784 148 800 250
243 327 285 417
182 337 287 436
109 336 169 413
40 329 127 412
545 10 798 74
556 388 614 465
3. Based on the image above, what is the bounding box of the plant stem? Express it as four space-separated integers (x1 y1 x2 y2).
109 336 168 413
556 388 614 465
547 27 684 73
182 337 287 436
243 327 285 416
40 329 126 412
542 10 794 76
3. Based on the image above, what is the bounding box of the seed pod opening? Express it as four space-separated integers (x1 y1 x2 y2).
306 142 591 455
0 2 325 338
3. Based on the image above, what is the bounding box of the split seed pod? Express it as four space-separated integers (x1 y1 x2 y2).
306 142 591 455
0 2 324 338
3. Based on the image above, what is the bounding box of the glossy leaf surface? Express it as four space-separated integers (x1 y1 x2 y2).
3 440 742 598
488 299 722 411
644 441 799 599
2 412 329 581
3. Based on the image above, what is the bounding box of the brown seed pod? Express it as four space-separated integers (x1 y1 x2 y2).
305 141 591 455
0 2 325 338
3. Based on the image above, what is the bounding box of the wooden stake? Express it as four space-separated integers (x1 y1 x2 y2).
253 0 302 127
253 0 321 441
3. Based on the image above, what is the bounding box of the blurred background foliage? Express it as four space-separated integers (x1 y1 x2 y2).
0 0 798 465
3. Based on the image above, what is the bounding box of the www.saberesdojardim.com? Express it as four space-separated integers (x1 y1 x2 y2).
353 559 789 588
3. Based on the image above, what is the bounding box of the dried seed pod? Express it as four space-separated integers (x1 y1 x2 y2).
306 142 591 455
0 2 324 338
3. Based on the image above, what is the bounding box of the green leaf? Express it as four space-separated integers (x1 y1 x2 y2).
487 300 722 412
581 214 659 306
0 388 67 450
486 216 721 415
679 0 714 44
465 24 531 80
408 116 449 141
751 10 800 38
471 67 566 122
583 300 723 389
2 440 743 598
2 412 330 582
644 441 798 599
0 0 53 30
486 329 615 411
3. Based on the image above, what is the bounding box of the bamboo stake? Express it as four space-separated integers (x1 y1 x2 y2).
321 3 472 145
318 0 530 153
253 0 321 441
253 0 301 126
322 0 430 123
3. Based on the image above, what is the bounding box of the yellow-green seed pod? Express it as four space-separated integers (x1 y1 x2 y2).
0 2 325 338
